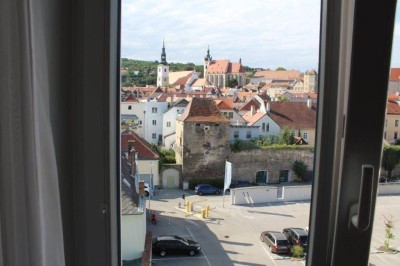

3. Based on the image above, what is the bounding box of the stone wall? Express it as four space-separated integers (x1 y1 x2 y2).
228 148 314 183
181 121 230 180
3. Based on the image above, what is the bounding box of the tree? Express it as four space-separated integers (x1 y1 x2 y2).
381 146 400 179
227 78 238 88
279 127 294 145
292 160 308 181
276 67 286 71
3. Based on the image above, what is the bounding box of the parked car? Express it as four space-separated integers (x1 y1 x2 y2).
260 231 291 254
144 183 152 197
194 184 221 196
152 235 201 257
282 228 308 251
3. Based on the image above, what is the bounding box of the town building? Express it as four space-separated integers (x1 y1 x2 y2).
203 47 245 88
162 99 189 148
175 98 230 180
384 94 400 143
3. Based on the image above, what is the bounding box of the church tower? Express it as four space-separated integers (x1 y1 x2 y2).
157 40 169 87
204 46 212 79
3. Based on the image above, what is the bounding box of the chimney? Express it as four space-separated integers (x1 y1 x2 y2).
307 98 312 108
250 105 254 117
236 120 239 125
266 102 271 112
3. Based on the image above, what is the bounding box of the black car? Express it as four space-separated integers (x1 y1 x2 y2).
260 231 291 254
152 235 201 257
194 184 221 196
282 228 308 251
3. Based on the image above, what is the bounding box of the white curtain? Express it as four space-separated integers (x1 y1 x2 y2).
0 0 65 265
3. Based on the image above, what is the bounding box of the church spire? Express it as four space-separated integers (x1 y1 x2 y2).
160 39 167 65
204 45 212 61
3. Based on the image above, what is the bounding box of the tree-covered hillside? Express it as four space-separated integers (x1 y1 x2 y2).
121 58 204 87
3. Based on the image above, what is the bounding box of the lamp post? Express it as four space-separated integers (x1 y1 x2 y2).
149 162 153 213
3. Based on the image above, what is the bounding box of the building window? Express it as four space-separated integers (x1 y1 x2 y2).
152 107 157 113
139 120 142 125
128 105 132 110
395 132 398 140
229 112 233 119
234 131 239 139
164 78 166 81
384 131 387 139
246 131 251 139
262 123 266 132
158 68 160 72
303 132 308 139
164 69 166 72
385 119 388 127
152 133 156 139
152 120 156 125
166 122 171 127
266 123 270 132
395 120 399 127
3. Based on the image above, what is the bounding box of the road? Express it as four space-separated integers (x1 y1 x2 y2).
147 189 400 266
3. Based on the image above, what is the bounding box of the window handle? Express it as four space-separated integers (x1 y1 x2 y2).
349 165 374 232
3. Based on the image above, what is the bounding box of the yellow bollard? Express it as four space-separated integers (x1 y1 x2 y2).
186 201 190 213
200 209 205 219
205 205 209 217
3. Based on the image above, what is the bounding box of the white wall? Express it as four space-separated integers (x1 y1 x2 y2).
143 102 169 145
229 126 259 141
252 115 281 137
121 212 146 260
121 102 145 137
137 159 160 186
231 186 278 204
231 184 399 205
278 186 312 201
163 106 186 147
378 182 400 195
231 185 311 204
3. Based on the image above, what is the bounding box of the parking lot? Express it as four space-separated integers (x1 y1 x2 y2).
148 189 400 265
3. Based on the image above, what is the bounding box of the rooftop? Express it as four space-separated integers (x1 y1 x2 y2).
177 98 229 123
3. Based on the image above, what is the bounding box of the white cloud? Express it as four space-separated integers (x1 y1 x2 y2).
121 0 320 70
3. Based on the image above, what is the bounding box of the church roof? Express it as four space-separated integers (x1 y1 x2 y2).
207 60 243 74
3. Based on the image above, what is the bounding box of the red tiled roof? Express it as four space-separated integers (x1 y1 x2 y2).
177 98 229 123
121 131 159 159
387 100 400 115
122 94 138 102
268 102 317 129
254 70 301 80
214 98 234 110
390 68 400 81
239 99 260 111
207 60 229 74
243 111 266 125
230 63 243 73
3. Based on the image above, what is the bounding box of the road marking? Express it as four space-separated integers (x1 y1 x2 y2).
254 234 277 266
187 226 211 266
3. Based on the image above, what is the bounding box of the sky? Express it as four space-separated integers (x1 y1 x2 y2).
121 0 400 71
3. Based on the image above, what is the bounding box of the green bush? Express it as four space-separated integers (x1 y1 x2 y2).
230 139 259 152
292 160 308 181
291 244 304 258
188 178 225 190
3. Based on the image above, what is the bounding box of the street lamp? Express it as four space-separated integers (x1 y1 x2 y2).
149 162 153 213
